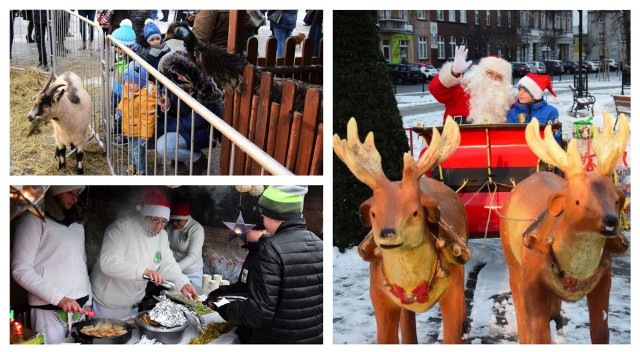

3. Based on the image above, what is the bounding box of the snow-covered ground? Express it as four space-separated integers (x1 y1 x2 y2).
333 237 630 344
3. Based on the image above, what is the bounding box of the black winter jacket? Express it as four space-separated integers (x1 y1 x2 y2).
218 218 323 343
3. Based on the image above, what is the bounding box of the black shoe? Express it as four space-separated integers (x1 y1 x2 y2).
36 64 49 71
191 155 208 175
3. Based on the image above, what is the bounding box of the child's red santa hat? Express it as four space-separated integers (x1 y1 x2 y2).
137 187 171 220
518 73 557 100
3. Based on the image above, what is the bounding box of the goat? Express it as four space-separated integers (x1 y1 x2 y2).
499 112 630 343
333 117 470 343
27 72 103 175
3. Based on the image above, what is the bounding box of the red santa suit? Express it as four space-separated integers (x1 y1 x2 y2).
429 57 513 124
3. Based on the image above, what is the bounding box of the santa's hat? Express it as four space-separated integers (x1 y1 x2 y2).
170 202 191 220
137 187 171 220
478 56 512 82
518 73 557 100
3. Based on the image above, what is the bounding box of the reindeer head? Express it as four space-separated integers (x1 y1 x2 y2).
334 118 461 250
525 112 629 237
27 72 66 123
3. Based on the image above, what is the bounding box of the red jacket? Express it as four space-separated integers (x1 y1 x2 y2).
429 62 469 123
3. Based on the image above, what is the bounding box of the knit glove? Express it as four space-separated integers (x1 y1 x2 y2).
216 302 229 321
452 45 472 75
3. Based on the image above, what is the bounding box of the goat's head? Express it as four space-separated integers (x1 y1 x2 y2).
27 72 66 123
525 112 629 237
334 117 460 250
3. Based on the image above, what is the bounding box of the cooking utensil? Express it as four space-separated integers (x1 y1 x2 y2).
134 311 189 344
72 318 133 344
143 275 176 289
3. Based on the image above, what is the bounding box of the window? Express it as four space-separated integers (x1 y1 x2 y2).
437 11 444 21
415 10 427 20
475 11 479 25
460 11 467 23
486 43 491 56
486 11 491 26
418 36 428 59
438 35 445 59
379 10 391 20
497 10 501 27
399 40 409 64
598 16 605 24
554 13 560 28
534 13 539 29
382 39 390 62
449 36 457 56
507 11 512 27
598 33 604 43
541 13 545 29
620 32 627 43
520 11 529 28
449 10 455 22
461 36 467 46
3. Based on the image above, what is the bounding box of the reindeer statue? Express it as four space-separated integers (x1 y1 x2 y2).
499 112 630 344
333 117 470 343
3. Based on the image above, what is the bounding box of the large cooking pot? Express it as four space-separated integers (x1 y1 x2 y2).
72 318 133 344
134 311 189 344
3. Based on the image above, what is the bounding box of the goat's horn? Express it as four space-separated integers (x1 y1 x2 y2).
593 111 630 176
333 117 389 190
42 71 56 91
46 83 66 97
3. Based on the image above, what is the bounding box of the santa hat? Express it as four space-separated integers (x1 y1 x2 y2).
170 202 191 220
144 19 162 43
518 73 557 100
137 187 171 220
478 56 512 82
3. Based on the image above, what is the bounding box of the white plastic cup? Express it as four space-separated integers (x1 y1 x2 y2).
209 281 220 291
202 274 212 288
212 274 223 282
220 279 230 286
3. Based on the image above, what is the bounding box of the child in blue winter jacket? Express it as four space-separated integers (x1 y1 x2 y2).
507 73 562 142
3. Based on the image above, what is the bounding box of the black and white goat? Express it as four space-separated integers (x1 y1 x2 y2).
27 72 103 175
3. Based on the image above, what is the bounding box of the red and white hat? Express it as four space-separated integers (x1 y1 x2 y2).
137 187 171 220
170 202 191 220
518 73 557 100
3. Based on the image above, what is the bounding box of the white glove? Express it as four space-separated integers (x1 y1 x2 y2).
452 45 472 75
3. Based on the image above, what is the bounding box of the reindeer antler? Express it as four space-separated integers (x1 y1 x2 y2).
525 118 584 179
333 117 390 190
416 117 461 176
592 111 630 176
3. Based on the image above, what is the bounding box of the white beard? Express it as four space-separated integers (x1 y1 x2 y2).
463 67 515 124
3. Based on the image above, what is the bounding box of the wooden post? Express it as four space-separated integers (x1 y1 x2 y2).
228 10 246 54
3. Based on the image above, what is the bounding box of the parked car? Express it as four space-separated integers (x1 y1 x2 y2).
527 61 547 74
511 62 531 78
607 59 619 71
543 60 564 75
585 60 601 72
388 64 423 84
412 63 438 82
561 60 578 74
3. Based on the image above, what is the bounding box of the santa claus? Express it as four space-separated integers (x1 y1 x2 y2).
429 45 514 124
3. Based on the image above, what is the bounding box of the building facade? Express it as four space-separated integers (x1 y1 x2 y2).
586 11 628 64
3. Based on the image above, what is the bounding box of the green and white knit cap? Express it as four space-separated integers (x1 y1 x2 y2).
258 185 308 220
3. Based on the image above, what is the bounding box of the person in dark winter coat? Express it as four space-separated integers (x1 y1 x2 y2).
157 50 223 175
507 73 562 142
205 225 268 343
141 19 171 70
213 185 323 344
32 10 48 69
192 10 230 50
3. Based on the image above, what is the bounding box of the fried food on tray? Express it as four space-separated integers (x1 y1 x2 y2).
80 322 127 338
